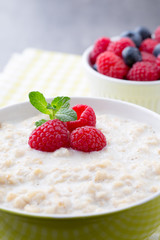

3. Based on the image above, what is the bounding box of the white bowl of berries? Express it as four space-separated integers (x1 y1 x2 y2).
82 26 160 113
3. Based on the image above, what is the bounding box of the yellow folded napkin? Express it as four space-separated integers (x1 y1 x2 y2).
0 48 89 107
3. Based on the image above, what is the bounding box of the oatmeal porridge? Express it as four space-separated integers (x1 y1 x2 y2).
0 113 160 215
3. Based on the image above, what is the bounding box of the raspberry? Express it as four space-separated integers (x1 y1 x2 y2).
107 37 135 57
28 119 70 152
141 51 156 64
67 104 96 132
127 62 159 81
154 26 160 42
90 37 111 65
156 55 160 77
139 38 159 54
70 126 107 152
96 51 129 79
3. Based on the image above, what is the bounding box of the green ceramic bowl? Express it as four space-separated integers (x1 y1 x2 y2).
0 97 160 240
82 45 160 114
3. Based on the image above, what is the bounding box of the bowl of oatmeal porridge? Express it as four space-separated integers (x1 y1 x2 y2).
0 96 160 240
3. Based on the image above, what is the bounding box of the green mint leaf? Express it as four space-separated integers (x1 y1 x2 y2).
46 103 57 119
29 91 52 115
46 103 56 110
55 108 77 122
29 92 77 123
51 97 70 111
35 119 48 127
46 103 53 110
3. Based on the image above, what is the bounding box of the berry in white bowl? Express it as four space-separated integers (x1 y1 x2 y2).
82 26 160 113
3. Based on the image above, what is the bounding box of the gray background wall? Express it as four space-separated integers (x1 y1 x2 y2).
0 0 159 69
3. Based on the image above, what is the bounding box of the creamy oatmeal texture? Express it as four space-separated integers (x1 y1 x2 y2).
0 113 160 215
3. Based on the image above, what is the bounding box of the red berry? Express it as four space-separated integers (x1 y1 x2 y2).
156 55 160 77
139 38 159 54
90 37 111 65
127 62 159 81
154 26 160 42
141 51 156 64
70 126 107 152
107 37 135 57
28 119 70 152
67 104 96 132
96 51 129 79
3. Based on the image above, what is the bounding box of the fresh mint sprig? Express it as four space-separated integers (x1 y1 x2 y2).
35 119 48 127
29 91 77 127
